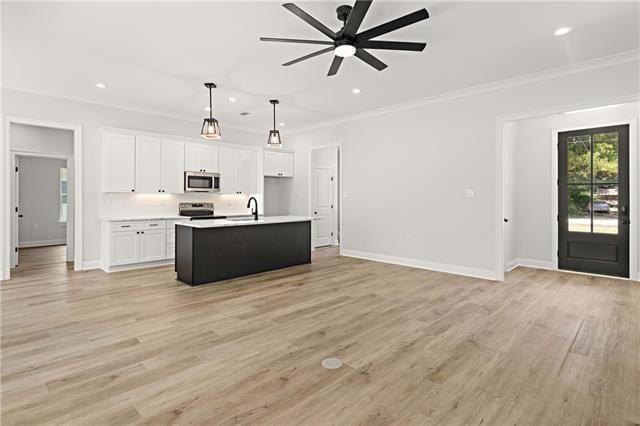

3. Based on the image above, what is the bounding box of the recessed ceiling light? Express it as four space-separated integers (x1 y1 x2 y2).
228 97 237 102
554 27 572 36
279 122 285 126
352 88 361 94
96 83 107 89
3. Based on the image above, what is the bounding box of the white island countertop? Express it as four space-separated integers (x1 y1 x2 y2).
177 215 312 228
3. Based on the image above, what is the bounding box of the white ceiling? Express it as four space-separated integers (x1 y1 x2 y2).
2 1 638 132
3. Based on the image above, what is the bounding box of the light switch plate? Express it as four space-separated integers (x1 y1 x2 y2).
465 189 475 198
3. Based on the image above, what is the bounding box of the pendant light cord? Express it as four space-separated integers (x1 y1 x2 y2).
209 86 213 120
273 103 276 130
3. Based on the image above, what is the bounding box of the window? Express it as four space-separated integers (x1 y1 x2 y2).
59 167 68 223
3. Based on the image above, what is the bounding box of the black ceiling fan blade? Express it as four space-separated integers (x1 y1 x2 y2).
283 47 335 66
354 49 387 71
357 40 426 51
342 0 373 39
260 37 334 45
283 3 337 40
356 9 429 41
327 56 344 76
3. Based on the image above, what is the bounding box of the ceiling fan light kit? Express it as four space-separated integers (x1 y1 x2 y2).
260 1 430 76
201 82 222 140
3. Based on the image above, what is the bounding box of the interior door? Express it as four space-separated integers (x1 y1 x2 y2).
558 124 630 277
12 157 20 266
312 167 334 248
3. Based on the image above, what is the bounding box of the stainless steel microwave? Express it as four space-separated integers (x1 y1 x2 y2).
184 171 220 192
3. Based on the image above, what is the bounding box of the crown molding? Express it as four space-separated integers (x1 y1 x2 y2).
1 86 264 135
288 49 640 135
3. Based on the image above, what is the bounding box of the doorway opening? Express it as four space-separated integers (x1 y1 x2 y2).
310 146 340 248
3 118 82 280
500 100 638 281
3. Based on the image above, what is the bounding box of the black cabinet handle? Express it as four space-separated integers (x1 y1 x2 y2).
18 214 23 218
131 189 135 192
504 218 509 223
136 231 140 234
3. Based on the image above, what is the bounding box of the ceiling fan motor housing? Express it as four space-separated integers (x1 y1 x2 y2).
336 5 353 23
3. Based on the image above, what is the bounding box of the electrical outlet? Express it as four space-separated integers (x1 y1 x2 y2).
464 189 475 198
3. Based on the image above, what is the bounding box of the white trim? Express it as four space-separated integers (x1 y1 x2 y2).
291 50 640 135
505 258 519 272
508 258 633 282
4 88 263 135
340 249 497 281
2 116 83 280
100 259 173 273
550 117 639 281
81 260 101 271
19 239 66 248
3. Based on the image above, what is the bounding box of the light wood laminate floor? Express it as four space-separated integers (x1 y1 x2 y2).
2 246 639 425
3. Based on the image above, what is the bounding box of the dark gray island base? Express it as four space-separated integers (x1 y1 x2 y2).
175 218 311 286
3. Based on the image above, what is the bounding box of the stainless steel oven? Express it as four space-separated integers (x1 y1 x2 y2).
184 171 220 192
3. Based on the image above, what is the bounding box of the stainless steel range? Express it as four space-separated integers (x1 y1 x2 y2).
178 203 227 221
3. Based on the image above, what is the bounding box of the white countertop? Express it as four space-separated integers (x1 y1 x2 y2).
177 215 312 228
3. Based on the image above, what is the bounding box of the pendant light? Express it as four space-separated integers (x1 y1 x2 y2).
201 82 221 140
268 99 282 147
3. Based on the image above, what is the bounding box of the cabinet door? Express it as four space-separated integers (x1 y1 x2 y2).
135 136 163 193
110 231 139 266
264 151 280 177
201 145 219 173
162 141 185 193
139 230 166 262
184 144 202 171
219 147 238 194
237 149 257 194
103 133 135 192
279 152 294 177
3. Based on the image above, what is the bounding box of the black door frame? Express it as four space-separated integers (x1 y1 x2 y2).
557 124 630 278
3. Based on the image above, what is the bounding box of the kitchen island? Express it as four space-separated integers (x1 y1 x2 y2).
175 216 312 286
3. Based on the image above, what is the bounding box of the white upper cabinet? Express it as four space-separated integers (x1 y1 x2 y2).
102 132 136 193
220 147 257 195
185 143 219 173
135 136 163 193
264 150 294 177
162 141 185 193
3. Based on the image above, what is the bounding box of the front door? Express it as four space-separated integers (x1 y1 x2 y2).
558 124 630 278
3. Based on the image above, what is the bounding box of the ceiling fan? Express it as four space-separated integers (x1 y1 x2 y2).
260 1 429 76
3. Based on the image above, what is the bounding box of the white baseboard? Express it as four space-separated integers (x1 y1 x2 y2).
508 258 556 271
18 239 66 248
340 249 497 281
505 258 519 272
81 260 101 271
101 259 174 273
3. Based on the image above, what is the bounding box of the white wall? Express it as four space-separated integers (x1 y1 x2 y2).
285 58 639 280
508 102 639 272
2 89 263 270
17 156 67 246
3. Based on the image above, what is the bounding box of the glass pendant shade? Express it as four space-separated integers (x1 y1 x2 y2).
201 82 221 140
201 117 221 140
268 99 282 147
268 129 282 147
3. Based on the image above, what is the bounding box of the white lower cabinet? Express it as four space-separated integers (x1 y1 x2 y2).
110 231 140 266
139 230 166 262
103 220 175 270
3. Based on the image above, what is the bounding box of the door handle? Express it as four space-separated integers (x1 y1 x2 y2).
621 219 630 225
18 214 23 218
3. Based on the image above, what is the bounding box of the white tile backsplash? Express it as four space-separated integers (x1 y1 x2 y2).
101 193 263 218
